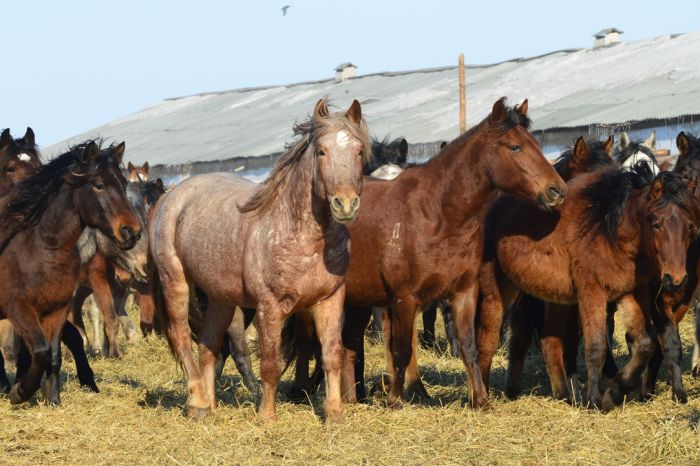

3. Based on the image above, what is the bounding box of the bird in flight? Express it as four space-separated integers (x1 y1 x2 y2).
281 5 291 16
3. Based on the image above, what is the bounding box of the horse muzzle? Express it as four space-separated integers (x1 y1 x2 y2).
330 194 361 224
538 184 566 211
116 225 141 250
661 273 688 293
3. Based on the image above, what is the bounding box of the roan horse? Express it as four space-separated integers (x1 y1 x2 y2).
150 99 369 422
338 97 566 408
478 161 698 410
0 141 140 404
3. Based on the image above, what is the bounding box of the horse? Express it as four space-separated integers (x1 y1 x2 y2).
150 98 369 422
127 161 149 182
365 136 408 179
477 160 698 410
337 97 566 408
0 140 141 405
615 131 659 173
71 178 165 357
502 136 617 401
0 127 41 196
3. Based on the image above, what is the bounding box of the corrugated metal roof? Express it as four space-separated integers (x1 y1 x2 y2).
44 31 700 166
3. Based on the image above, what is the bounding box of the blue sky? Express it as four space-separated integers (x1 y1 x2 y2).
3 0 697 146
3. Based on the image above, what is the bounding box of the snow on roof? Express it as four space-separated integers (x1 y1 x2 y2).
44 31 700 166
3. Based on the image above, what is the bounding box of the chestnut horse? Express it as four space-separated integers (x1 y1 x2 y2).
0 141 140 404
338 97 566 408
504 136 617 400
150 99 369 422
478 162 698 410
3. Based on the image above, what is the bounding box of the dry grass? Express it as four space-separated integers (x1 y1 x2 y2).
1 308 699 465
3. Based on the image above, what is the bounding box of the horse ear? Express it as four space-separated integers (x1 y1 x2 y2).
398 138 408 158
491 97 507 124
127 161 135 171
440 141 447 150
345 100 362 125
313 99 331 119
677 131 690 157
143 161 149 174
572 137 588 164
517 99 529 117
155 178 164 192
111 142 126 164
22 127 35 146
602 135 615 156
79 141 100 164
619 132 631 149
649 176 665 201
0 129 11 148
643 130 656 149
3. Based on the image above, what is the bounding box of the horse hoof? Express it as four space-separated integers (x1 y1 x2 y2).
673 390 688 404
81 381 100 393
406 381 431 400
186 405 211 420
601 389 621 412
325 408 345 425
257 412 278 424
387 395 403 410
8 384 30 405
0 383 10 395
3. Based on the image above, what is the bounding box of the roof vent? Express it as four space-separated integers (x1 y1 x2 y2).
593 28 623 48
335 63 357 82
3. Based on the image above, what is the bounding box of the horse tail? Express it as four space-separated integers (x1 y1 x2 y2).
148 258 175 358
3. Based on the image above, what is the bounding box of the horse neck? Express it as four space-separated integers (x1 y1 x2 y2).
612 191 644 258
412 130 494 224
33 184 83 255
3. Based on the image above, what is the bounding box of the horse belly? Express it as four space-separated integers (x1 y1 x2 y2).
498 236 576 304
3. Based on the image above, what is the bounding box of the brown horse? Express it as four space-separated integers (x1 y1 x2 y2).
337 97 566 408
0 127 41 196
478 161 698 410
0 141 140 405
150 99 369 422
503 136 616 400
127 161 149 182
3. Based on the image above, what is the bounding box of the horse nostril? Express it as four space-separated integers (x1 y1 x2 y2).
547 185 562 201
351 196 360 211
120 225 134 241
331 196 344 211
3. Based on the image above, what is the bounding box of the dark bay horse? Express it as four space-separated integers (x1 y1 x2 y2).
0 127 41 196
150 99 369 422
504 136 616 400
339 97 566 408
0 141 141 405
478 162 698 410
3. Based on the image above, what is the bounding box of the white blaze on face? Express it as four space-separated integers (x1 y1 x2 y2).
138 172 146 182
18 153 32 162
336 130 350 148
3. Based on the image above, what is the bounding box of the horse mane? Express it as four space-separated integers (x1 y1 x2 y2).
553 140 614 179
365 136 407 174
0 140 121 251
238 102 371 215
614 139 658 166
580 163 696 244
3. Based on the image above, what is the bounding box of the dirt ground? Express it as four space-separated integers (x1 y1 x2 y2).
0 308 699 465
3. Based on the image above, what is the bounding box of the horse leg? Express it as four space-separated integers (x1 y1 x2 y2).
640 340 663 401
563 308 582 403
70 284 92 349
136 284 156 336
256 299 284 423
89 259 122 358
311 287 346 423
7 303 51 404
373 307 393 396
116 288 139 342
340 304 372 403
602 304 619 379
694 304 700 377
159 261 209 418
577 292 608 409
0 321 17 393
405 321 429 399
227 306 258 394
387 294 418 408
602 292 655 411
505 294 538 399
197 299 234 412
654 306 687 403
441 301 460 358
452 280 489 409
42 305 70 406
421 301 438 349
540 304 576 401
62 321 98 392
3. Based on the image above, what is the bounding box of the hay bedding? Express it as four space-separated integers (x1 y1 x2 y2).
0 308 699 465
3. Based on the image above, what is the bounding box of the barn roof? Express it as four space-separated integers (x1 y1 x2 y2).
594 28 624 38
44 31 700 166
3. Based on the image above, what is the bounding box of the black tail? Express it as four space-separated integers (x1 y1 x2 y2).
149 258 176 357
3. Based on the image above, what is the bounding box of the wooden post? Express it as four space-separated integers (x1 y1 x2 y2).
459 53 466 134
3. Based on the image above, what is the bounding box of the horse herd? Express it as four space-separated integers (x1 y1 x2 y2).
1 96 700 425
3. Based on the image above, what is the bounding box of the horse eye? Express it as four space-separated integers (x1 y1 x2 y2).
510 145 521 153
5 166 14 173
93 182 105 191
652 222 662 230
317 150 326 157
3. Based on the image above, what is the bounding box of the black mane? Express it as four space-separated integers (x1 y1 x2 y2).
365 136 407 174
553 140 615 179
580 163 695 244
614 139 658 166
